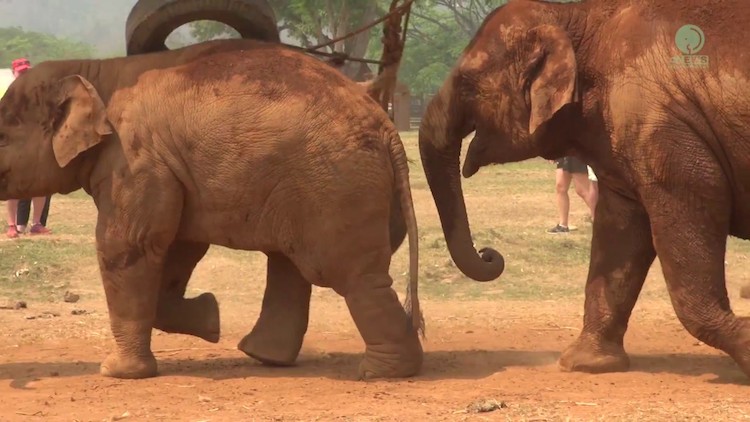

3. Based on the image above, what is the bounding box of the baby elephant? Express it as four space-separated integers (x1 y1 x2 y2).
0 44 423 380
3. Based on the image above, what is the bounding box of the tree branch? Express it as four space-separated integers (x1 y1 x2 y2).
411 11 453 32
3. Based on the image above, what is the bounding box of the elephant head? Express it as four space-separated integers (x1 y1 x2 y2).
126 0 280 55
0 68 111 200
418 1 581 282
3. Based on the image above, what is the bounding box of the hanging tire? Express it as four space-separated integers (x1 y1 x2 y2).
126 0 280 55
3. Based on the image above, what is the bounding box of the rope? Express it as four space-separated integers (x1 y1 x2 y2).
277 0 414 69
304 0 415 52
275 0 415 119
281 45 386 66
370 0 413 118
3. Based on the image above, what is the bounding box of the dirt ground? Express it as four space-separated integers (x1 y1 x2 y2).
1 133 750 421
3 298 750 421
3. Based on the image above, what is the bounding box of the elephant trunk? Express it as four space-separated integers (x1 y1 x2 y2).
418 83 505 282
126 0 280 55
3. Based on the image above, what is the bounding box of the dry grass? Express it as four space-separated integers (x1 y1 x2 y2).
1 131 750 305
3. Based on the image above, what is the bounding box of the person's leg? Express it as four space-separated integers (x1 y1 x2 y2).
549 158 573 233
568 157 595 218
16 198 30 232
572 172 593 210
557 169 573 225
6 199 18 238
29 197 51 235
39 196 51 227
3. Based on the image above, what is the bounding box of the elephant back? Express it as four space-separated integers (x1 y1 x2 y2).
126 0 280 55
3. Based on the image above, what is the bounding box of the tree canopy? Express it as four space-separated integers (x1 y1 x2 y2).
0 0 579 94
187 0 512 95
0 27 95 66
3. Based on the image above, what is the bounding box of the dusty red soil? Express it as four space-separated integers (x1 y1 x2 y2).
2 298 750 421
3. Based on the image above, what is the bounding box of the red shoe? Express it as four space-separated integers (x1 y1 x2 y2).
29 223 51 235
6 225 18 238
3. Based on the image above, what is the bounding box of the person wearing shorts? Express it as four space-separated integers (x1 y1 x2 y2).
547 156 597 233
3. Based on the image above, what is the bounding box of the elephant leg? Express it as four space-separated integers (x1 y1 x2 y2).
97 231 173 379
559 186 655 373
153 241 218 343
335 248 422 380
237 252 311 366
641 183 750 376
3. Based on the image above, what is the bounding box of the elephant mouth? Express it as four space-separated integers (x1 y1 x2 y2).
462 132 486 178
462 156 480 178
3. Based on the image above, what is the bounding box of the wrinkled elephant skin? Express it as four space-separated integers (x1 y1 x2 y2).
121 0 411 368
0 42 424 380
419 0 750 379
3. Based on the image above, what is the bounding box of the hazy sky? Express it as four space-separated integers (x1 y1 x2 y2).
0 0 293 55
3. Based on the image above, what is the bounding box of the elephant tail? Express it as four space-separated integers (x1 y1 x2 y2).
387 127 425 339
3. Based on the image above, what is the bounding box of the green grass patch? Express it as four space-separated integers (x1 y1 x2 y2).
3 131 747 307
0 237 93 302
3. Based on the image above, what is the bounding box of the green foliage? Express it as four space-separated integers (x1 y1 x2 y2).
0 0 134 55
0 27 95 65
366 0 508 95
188 20 239 43
0 0 580 93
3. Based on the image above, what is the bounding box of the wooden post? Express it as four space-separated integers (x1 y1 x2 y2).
393 82 411 132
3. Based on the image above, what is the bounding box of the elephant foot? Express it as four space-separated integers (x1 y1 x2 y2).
358 336 423 381
723 319 750 378
342 278 424 381
238 253 311 367
558 335 630 374
191 292 221 343
237 332 300 367
100 352 157 379
728 348 750 379
155 292 221 343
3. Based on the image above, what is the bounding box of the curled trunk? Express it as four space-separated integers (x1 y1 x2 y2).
126 0 280 55
418 81 505 282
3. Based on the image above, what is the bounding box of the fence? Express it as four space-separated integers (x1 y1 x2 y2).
405 92 435 130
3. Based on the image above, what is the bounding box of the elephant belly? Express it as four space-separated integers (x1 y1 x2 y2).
175 206 269 251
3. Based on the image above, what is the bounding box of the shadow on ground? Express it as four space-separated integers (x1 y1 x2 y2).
1 349 747 389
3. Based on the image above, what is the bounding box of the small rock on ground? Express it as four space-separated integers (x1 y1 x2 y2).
467 399 508 413
63 291 80 303
0 300 27 310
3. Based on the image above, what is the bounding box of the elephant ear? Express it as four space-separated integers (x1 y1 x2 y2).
49 75 113 168
518 24 578 135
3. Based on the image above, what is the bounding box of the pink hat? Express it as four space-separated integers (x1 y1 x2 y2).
11 58 31 74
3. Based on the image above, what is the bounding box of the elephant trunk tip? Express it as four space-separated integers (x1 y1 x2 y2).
478 247 505 277
452 246 505 282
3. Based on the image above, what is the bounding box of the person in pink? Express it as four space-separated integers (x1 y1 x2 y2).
5 58 52 238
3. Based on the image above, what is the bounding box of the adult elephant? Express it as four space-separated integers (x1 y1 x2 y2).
419 0 750 378
113 0 407 365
